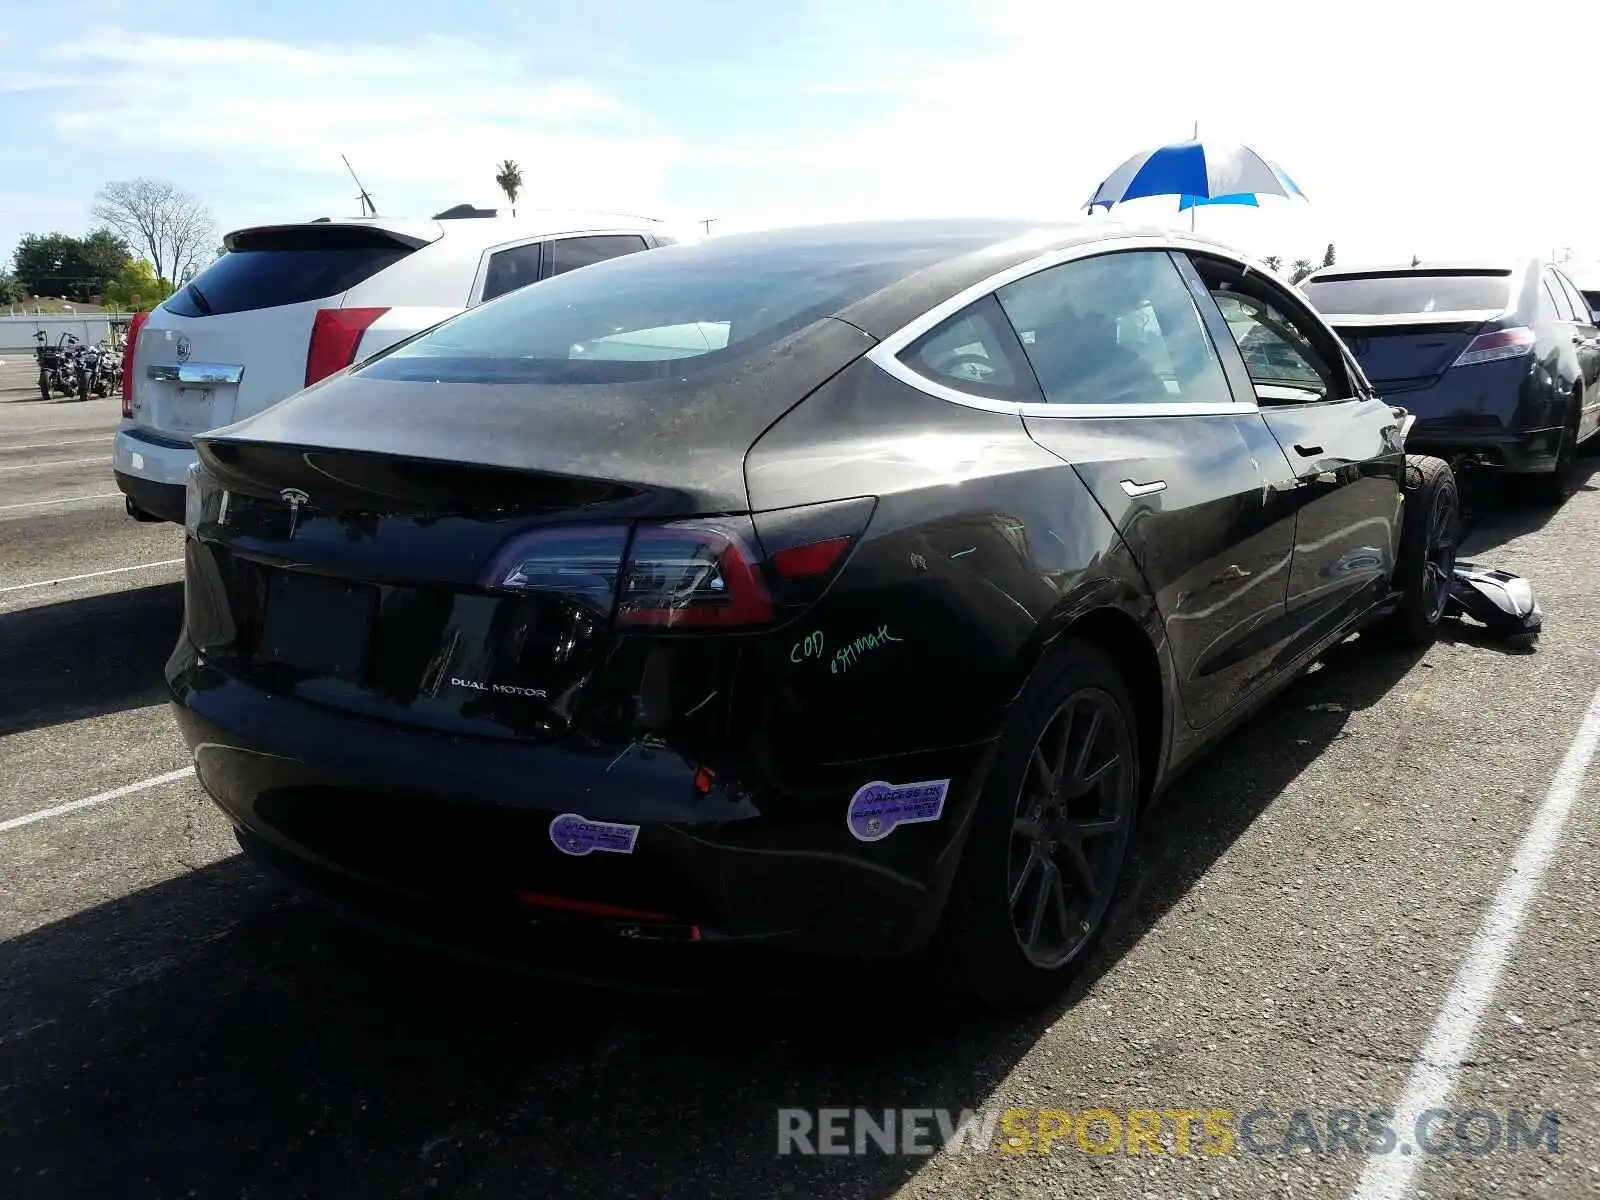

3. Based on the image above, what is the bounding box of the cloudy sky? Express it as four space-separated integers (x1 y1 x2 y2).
3 0 1598 281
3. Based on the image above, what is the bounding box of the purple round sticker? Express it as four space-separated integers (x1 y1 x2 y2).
549 813 640 857
846 779 950 842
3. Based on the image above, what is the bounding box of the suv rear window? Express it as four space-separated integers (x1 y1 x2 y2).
1301 272 1510 316
163 226 418 318
359 226 1005 385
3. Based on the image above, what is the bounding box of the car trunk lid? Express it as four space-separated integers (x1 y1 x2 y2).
1328 311 1500 392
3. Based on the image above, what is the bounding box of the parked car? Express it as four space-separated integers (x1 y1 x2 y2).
169 220 1458 1008
1300 260 1600 503
113 209 676 523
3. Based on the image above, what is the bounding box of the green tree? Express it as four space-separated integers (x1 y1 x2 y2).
0 272 24 305
1262 255 1283 272
1289 258 1315 284
1321 242 1336 269
79 228 132 293
495 159 524 216
102 258 174 311
10 229 130 300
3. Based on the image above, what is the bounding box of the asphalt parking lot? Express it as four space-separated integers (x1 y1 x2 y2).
2 355 1598 1199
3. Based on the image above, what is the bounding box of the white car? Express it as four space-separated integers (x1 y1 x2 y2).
113 208 677 522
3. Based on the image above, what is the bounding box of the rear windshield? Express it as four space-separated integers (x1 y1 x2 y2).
1582 290 1600 318
1301 272 1510 316
163 227 416 318
357 223 1026 385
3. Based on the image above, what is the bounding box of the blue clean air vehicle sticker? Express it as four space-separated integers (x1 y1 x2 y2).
549 813 640 856
846 779 951 842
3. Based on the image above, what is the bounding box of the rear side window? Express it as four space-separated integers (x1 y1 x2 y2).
1554 273 1592 323
546 235 649 278
899 294 1040 402
994 251 1234 406
1544 275 1577 322
1302 272 1510 315
482 242 543 301
163 226 416 317
1584 290 1600 321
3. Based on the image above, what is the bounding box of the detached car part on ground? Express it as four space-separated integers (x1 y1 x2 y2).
170 220 1467 1009
1301 260 1600 505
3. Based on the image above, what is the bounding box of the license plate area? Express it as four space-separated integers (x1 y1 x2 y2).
258 572 376 679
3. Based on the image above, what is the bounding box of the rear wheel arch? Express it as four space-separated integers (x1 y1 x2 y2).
1005 604 1166 810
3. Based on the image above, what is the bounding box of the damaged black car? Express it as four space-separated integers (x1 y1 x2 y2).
168 220 1463 1007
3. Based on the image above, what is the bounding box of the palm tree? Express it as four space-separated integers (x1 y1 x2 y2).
1262 255 1283 273
1289 258 1315 284
494 160 524 216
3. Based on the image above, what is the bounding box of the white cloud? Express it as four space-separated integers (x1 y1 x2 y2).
694 0 1600 265
24 29 676 228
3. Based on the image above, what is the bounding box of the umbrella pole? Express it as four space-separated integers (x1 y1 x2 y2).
1189 119 1198 231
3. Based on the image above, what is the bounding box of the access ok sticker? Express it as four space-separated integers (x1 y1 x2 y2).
846 779 951 842
549 813 640 857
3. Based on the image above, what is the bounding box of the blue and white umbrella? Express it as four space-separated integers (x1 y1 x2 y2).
1086 139 1305 212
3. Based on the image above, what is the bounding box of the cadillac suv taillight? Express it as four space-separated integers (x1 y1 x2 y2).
121 309 150 417
305 307 389 386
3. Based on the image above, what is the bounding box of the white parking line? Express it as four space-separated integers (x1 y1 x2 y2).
0 767 196 834
1351 683 1600 1200
0 456 105 473
0 492 120 513
0 436 110 452
0 558 184 594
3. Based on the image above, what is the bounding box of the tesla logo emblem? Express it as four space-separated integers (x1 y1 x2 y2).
280 487 309 536
175 335 191 363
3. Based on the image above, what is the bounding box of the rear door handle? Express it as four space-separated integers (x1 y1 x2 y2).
1120 478 1167 497
1293 443 1323 457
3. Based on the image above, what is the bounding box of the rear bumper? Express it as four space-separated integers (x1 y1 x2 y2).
166 637 991 965
1404 425 1564 474
113 423 195 521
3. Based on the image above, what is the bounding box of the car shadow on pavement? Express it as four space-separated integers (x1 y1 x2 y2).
0 637 1429 1198
1454 459 1599 557
0 581 182 737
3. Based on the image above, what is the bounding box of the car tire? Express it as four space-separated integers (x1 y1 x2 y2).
1375 454 1458 647
933 638 1139 1010
1526 392 1581 507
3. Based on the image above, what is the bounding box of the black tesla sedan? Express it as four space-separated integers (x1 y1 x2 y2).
1300 260 1600 503
170 219 1457 1007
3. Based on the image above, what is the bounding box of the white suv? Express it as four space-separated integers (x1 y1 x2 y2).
113 208 676 522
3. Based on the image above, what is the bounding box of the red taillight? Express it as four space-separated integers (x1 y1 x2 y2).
619 521 775 628
305 307 389 387
1452 326 1535 368
772 536 851 579
483 501 876 629
485 518 775 628
121 309 150 418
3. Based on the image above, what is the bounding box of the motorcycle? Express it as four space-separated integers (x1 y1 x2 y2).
32 331 79 400
71 339 120 400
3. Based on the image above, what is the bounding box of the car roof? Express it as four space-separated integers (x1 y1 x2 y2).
682 217 1242 338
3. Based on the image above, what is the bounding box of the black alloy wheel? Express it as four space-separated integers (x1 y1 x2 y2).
1006 688 1134 969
